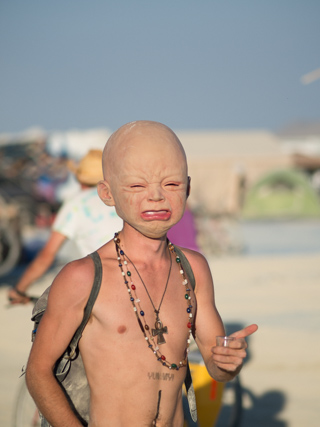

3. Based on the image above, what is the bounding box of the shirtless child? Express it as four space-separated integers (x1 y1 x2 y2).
26 120 258 427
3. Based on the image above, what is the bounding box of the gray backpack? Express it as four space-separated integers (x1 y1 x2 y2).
30 247 197 426
30 251 102 426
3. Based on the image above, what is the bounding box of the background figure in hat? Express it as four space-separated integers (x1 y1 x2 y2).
8 149 122 304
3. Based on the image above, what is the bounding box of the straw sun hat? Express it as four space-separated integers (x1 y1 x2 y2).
68 149 104 186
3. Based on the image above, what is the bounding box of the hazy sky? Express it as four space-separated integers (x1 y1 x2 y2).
1 1 319 134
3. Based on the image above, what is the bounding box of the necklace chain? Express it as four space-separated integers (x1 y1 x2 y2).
114 232 193 370
123 247 172 318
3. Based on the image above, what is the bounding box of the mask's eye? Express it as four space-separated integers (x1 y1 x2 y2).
165 183 179 187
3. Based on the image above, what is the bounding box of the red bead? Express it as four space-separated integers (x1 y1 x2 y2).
161 355 166 360
131 284 136 290
187 322 192 328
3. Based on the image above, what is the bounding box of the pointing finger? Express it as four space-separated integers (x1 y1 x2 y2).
230 324 258 339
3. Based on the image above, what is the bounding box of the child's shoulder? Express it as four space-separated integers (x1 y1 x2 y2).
174 246 210 271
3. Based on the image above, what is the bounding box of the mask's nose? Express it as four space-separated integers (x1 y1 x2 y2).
147 185 165 202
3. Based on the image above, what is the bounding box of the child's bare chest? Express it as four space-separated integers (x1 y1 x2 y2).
91 262 196 359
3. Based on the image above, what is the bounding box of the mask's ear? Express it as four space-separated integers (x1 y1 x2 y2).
97 180 115 206
186 176 191 198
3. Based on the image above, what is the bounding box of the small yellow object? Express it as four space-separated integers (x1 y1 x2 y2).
184 362 225 427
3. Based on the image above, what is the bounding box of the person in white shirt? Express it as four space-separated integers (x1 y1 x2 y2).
8 149 122 304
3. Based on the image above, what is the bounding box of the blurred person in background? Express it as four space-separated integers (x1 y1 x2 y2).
8 149 122 304
167 203 200 252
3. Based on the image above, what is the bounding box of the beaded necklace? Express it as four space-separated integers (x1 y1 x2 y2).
114 232 193 370
124 249 172 345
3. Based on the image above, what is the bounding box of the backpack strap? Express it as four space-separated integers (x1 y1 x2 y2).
67 251 102 358
173 245 198 423
173 246 196 291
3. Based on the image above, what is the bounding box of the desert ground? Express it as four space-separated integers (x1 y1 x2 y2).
1 249 319 426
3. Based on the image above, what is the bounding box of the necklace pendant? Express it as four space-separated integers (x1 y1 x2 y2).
152 319 168 345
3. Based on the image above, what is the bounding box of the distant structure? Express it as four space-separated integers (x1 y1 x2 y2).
276 122 320 173
1 124 320 218
46 129 112 160
177 130 292 216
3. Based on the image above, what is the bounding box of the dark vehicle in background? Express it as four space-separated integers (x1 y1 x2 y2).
0 196 21 276
0 139 69 277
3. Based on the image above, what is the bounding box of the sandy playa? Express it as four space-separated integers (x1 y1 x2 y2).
1 252 319 426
